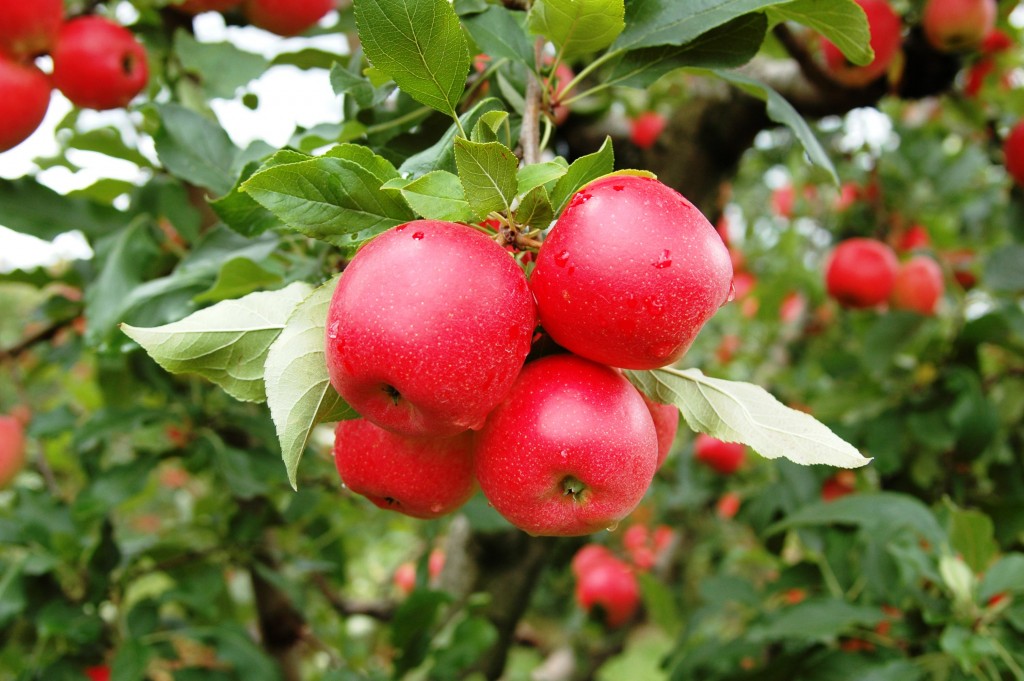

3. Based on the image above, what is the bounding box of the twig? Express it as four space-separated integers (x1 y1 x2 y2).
520 38 546 165
772 23 842 92
312 573 396 621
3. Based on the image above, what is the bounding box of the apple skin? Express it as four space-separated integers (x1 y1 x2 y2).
890 255 944 315
825 238 900 308
530 175 733 370
693 434 745 475
574 556 640 627
1004 121 1024 189
325 220 536 438
630 111 666 149
176 0 244 13
820 0 902 87
550 62 574 125
922 0 996 52
0 415 25 488
571 543 615 577
52 17 148 111
474 354 659 537
0 0 63 59
640 393 679 468
244 0 335 36
0 55 50 153
333 419 476 520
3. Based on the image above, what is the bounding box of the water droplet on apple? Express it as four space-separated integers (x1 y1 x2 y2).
605 521 620 532
559 449 568 459
431 504 442 514
652 249 672 269
396 224 408 231
645 294 666 316
726 282 737 302
327 320 340 340
412 231 425 240
554 250 570 267
613 185 624 191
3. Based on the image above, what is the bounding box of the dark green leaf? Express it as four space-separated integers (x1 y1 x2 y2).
153 103 238 196
465 5 535 67
454 138 519 218
549 136 614 213
614 0 789 50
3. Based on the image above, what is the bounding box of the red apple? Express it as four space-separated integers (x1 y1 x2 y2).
574 556 640 627
779 291 807 324
640 393 678 468
549 62 575 125
0 54 50 153
820 0 902 86
244 0 335 36
85 666 111 681
325 220 536 438
824 238 899 308
571 543 615 577
0 0 63 58
771 184 794 218
427 548 445 582
821 470 857 501
1004 121 1024 189
890 255 944 315
922 0 996 52
694 434 745 475
716 491 741 518
393 562 416 595
630 111 666 149
176 0 244 13
716 334 741 365
897 223 930 252
530 175 733 370
474 354 659 537
0 415 25 488
944 249 977 289
834 182 860 211
52 17 148 111
333 419 476 520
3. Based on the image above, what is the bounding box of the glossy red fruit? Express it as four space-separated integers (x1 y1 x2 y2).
820 0 902 86
475 354 659 537
890 256 944 315
0 415 25 488
0 0 63 58
1004 121 1024 189
630 111 666 149
244 0 334 36
176 0 244 13
716 491 741 518
325 220 536 438
922 0 996 52
85 666 111 681
640 393 679 468
531 175 733 370
0 55 50 153
574 556 640 627
571 544 615 577
825 238 899 308
52 17 148 111
694 434 745 475
333 419 476 520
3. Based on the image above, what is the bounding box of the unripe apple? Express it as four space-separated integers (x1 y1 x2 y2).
325 220 536 438
890 255 944 315
531 175 733 370
176 0 244 13
475 354 659 537
629 111 666 149
640 393 678 468
0 415 25 488
574 556 640 627
693 434 745 475
244 0 335 36
52 17 148 111
1004 121 1024 189
922 0 996 52
824 238 899 308
0 55 50 153
333 419 476 520
571 543 615 577
820 0 902 87
0 0 63 58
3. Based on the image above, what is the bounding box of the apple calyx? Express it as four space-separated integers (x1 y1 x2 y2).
561 476 588 502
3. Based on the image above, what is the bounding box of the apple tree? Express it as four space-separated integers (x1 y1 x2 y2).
1 0 1024 679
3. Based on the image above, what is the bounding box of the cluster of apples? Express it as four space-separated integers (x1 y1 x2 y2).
0 0 148 152
825 237 945 315
326 175 733 537
177 0 335 37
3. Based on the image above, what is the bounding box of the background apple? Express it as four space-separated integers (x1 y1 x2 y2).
52 17 148 111
0 0 63 58
244 0 335 36
630 111 666 149
820 0 902 87
890 255 944 315
694 434 745 475
922 0 996 52
0 415 26 488
1004 120 1024 189
825 238 900 308
574 556 640 627
0 55 51 152
640 393 679 468
571 543 615 577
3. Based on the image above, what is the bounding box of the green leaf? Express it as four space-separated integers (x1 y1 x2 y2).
549 137 615 213
454 138 519 218
193 258 283 304
947 504 998 573
174 30 269 99
605 13 767 88
528 0 625 60
264 277 358 489
153 103 239 196
626 367 870 468
121 282 313 403
517 160 568 194
637 573 680 632
979 554 1024 601
513 185 554 229
614 0 791 50
472 110 511 145
381 171 474 222
711 69 838 183
0 178 123 240
324 143 401 183
767 0 872 66
242 155 415 247
748 599 884 643
984 244 1024 292
353 0 470 119
63 126 154 167
111 640 152 681
210 161 281 238
399 98 507 177
330 62 379 109
464 5 535 66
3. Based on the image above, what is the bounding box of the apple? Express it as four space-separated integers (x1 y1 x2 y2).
622 523 675 571
549 62 575 125
897 223 930 252
176 0 244 13
821 470 857 501
393 562 416 595
779 291 807 324
574 556 640 627
834 182 860 211
325 220 536 438
474 354 659 537
571 543 615 577
1004 121 1024 189
640 393 679 468
0 55 50 153
715 491 741 518
530 175 733 370
427 548 445 582
944 249 977 289
85 666 111 681
820 0 902 87
630 111 666 149
333 419 476 520
693 434 745 475
771 184 794 218
716 334 741 365
890 255 944 315
922 0 996 52
0 415 25 488
52 17 148 111
824 238 899 308
0 0 63 58
244 0 335 36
